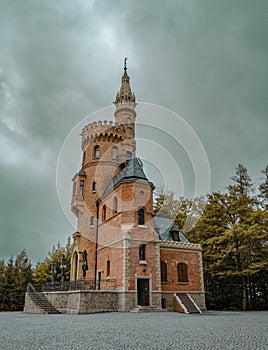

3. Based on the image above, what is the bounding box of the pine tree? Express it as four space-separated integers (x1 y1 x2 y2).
191 165 268 310
2 257 16 311
231 163 254 196
0 260 5 310
259 166 268 208
14 250 33 310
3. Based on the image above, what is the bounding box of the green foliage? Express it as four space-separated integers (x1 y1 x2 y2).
0 251 32 311
0 239 72 311
33 237 73 291
155 164 268 311
259 166 268 208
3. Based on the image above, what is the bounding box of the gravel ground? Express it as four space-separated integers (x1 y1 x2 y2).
0 311 267 350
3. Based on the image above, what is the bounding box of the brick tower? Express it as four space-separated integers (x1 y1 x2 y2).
70 60 206 312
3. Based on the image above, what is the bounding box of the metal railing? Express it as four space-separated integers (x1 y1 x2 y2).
41 279 117 292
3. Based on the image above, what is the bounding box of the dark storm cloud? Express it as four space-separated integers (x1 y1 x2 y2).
0 0 267 262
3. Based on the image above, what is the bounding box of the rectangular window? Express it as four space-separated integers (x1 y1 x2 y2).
178 263 188 283
139 244 146 261
90 216 95 226
106 260 110 278
80 180 84 196
161 261 167 282
92 182 96 192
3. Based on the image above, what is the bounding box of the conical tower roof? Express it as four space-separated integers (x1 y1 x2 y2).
102 156 149 197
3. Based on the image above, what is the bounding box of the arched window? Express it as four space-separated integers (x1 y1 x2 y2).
161 261 167 282
106 260 110 278
177 263 188 283
102 205 106 221
113 197 118 214
94 146 100 158
112 146 118 159
138 208 145 225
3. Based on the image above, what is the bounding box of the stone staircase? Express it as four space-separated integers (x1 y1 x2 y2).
130 306 167 313
26 283 60 314
176 293 201 314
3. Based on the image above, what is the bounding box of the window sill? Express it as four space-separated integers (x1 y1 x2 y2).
177 282 189 285
139 260 147 266
138 225 148 229
161 281 168 284
92 191 96 193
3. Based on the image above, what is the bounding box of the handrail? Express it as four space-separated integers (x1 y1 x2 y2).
41 279 117 292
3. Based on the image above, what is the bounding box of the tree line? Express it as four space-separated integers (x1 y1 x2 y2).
0 165 267 311
0 239 72 311
154 164 268 310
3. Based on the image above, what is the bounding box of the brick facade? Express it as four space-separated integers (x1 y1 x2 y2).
70 63 205 311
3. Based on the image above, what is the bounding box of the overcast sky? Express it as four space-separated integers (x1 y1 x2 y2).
0 0 267 264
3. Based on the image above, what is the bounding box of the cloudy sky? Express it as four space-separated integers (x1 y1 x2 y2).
0 0 267 264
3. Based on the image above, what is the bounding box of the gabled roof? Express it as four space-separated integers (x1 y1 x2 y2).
102 156 149 198
154 216 189 243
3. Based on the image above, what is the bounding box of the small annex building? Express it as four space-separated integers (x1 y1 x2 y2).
69 61 206 313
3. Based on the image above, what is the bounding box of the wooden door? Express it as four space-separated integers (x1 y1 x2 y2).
137 278 150 306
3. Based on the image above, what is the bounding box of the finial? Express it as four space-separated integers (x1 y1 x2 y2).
124 57 128 72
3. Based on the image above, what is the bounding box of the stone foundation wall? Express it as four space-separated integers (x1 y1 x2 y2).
24 290 206 314
117 291 136 311
44 290 118 314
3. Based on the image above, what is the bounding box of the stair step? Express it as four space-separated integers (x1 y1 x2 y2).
130 306 167 313
27 283 60 314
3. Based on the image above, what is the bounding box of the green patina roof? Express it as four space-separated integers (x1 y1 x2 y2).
154 216 189 243
102 156 149 198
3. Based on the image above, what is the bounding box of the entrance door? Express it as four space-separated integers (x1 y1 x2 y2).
137 278 150 306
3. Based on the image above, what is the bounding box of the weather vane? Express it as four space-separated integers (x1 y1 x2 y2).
124 57 128 71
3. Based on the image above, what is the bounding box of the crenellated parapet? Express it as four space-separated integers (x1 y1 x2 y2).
81 120 125 151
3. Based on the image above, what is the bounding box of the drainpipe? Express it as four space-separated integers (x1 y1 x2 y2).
94 201 99 290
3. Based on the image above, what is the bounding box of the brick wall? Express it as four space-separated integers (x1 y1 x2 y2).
160 248 203 292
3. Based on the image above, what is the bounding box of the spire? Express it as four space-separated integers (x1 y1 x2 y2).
124 57 128 74
114 58 136 107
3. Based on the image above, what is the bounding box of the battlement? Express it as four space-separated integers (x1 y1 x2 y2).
82 120 115 136
81 120 124 150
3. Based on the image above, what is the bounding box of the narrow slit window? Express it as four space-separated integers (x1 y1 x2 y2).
102 205 106 221
161 261 167 282
92 182 96 192
79 180 84 197
139 244 146 261
138 208 145 225
106 260 110 278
